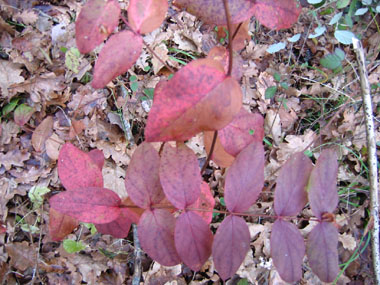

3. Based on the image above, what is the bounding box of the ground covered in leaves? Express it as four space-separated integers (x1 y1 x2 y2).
0 0 379 284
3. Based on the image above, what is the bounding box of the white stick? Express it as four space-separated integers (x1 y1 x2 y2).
352 37 380 284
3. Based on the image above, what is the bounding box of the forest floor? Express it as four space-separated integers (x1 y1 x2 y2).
0 0 379 284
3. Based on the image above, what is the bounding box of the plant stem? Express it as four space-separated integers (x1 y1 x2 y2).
132 224 142 285
120 14 175 74
231 22 242 42
352 37 380 284
222 0 233 76
201 131 218 174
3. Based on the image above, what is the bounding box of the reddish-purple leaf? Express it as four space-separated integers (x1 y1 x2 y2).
187 182 215 224
49 208 79 241
58 143 103 191
212 215 250 280
92 31 143 89
307 222 339 282
175 211 213 271
307 149 338 219
207 46 244 81
14 104 34 127
145 58 242 142
270 219 305 283
159 144 202 209
49 187 121 224
138 209 181 266
224 141 264 213
218 108 264 157
88 149 105 170
204 131 235 168
125 142 165 209
253 0 302 30
75 0 121 54
173 0 255 25
128 0 168 34
274 152 313 216
95 208 135 238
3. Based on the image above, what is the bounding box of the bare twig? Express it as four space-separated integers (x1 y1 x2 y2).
352 37 380 284
132 224 142 285
201 131 218 174
222 0 233 76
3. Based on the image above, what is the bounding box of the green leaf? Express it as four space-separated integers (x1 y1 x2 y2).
287 34 301 43
28 186 51 209
329 12 343 25
309 26 326 38
2 98 20 116
21 224 40 234
274 73 281 82
237 278 249 285
220 197 226 206
334 48 345 61
63 239 86 253
143 88 154 99
263 137 272 147
265 86 277 99
82 223 97 235
266 42 286 54
131 81 139 92
280 82 289 90
144 65 151 72
65 47 81 73
304 150 313 158
14 104 34 126
130 75 137 82
337 0 350 9
320 53 342 70
334 30 356 45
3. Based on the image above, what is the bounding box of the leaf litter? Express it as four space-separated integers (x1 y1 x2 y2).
0 0 378 283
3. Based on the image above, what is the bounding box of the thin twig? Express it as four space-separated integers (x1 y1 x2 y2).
352 37 380 284
201 131 218 174
132 224 142 285
222 0 233 76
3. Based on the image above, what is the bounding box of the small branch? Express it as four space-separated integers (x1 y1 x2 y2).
201 131 218 174
353 37 380 284
231 22 242 42
132 224 142 285
222 0 233 76
120 14 175 74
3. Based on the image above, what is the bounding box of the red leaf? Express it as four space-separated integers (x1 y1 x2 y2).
204 131 235 168
88 149 105 170
32 116 53 152
212 215 250 280
175 211 213 271
95 208 136 238
224 142 264 213
253 0 302 30
48 208 79 241
128 0 168 34
173 0 255 25
58 143 103 191
187 182 215 224
270 219 305 283
218 108 264 157
138 209 181 266
75 0 121 53
159 144 202 209
307 149 338 219
49 187 121 224
274 152 313 216
306 222 339 282
207 46 244 81
125 142 165 209
145 59 242 142
92 31 143 89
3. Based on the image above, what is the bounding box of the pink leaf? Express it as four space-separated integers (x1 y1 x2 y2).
274 152 313 216
307 222 339 282
88 149 105 170
253 0 302 30
270 219 305 283
58 143 103 191
75 0 121 53
175 211 213 271
159 144 202 209
128 0 168 34
204 131 235 168
224 141 264 213
218 108 264 157
212 215 250 280
187 182 215 224
95 208 136 238
138 209 181 266
49 187 121 224
173 0 255 25
145 58 242 142
207 46 244 81
49 208 79 241
307 149 339 219
125 142 165 209
92 31 143 89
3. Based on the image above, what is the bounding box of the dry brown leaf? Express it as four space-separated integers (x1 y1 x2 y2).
46 133 64 161
5 241 37 272
0 148 30 170
0 60 25 98
277 130 316 162
102 163 127 198
265 109 282 146
339 233 357 251
32 116 54 152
